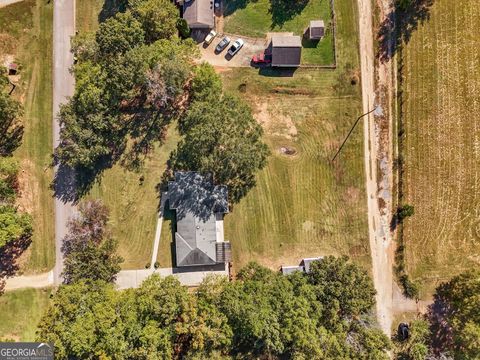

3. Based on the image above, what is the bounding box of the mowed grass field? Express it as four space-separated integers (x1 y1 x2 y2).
88 130 180 269
222 0 370 271
224 0 335 65
0 0 55 273
401 0 480 293
0 288 52 341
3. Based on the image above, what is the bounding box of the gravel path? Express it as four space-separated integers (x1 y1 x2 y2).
357 0 394 336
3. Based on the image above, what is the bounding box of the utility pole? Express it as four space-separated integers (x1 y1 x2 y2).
331 105 381 162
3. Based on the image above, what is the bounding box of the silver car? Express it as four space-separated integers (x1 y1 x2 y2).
216 36 231 53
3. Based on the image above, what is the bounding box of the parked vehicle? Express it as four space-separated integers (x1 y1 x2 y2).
227 39 244 56
204 30 217 45
215 36 231 53
252 52 272 65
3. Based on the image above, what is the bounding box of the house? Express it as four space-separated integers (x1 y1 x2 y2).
168 172 231 267
270 35 302 67
280 257 324 275
183 0 214 29
308 20 325 40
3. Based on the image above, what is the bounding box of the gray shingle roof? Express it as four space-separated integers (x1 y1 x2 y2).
183 0 214 29
169 172 229 267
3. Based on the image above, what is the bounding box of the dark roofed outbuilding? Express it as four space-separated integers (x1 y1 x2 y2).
183 0 214 29
308 20 325 40
270 35 302 67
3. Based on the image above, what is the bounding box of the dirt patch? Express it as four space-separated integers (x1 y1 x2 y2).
0 34 16 54
270 87 313 96
344 186 360 204
302 220 315 232
16 159 39 214
254 102 298 140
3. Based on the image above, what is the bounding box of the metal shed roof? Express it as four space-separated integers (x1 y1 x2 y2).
271 35 302 67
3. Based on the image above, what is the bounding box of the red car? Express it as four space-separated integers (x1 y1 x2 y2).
252 53 272 65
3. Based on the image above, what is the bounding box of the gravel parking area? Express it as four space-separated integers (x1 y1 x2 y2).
198 34 268 67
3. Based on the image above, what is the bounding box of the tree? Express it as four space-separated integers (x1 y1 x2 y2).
171 94 270 203
61 200 123 284
0 157 19 202
397 204 414 220
189 63 222 103
0 80 24 156
129 0 179 43
0 205 32 248
308 256 377 322
36 281 127 359
37 260 391 359
71 31 99 63
96 11 145 58
427 270 480 359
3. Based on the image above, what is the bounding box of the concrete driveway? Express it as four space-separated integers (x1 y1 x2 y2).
198 34 268 67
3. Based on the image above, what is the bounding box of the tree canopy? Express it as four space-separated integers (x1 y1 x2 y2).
171 93 270 203
0 72 23 156
38 258 391 359
427 270 480 359
61 200 123 284
128 0 178 43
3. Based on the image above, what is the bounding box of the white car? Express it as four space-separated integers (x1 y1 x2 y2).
204 30 217 45
227 39 244 56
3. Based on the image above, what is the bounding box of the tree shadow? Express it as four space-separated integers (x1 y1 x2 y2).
223 0 252 17
426 286 454 355
98 0 128 23
0 234 32 293
378 0 435 62
52 157 115 204
269 0 309 28
0 122 23 156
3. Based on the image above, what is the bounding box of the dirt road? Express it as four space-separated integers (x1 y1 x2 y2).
357 0 394 335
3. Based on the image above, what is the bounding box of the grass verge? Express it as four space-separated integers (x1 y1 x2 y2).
0 0 54 273
0 288 52 341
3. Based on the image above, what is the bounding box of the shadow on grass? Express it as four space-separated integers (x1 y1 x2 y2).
378 0 435 62
223 0 252 17
269 0 309 28
98 0 128 23
258 67 297 77
0 234 32 292
52 157 116 204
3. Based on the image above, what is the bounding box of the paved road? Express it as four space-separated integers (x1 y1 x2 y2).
52 0 76 285
356 0 394 336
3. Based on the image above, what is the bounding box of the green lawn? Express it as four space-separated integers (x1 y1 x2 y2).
222 0 369 271
76 0 103 32
224 0 335 65
88 127 180 269
400 0 480 296
0 288 52 341
0 0 55 273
